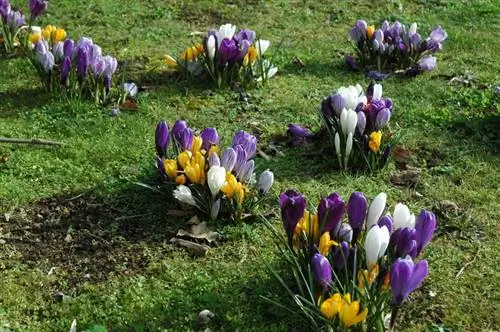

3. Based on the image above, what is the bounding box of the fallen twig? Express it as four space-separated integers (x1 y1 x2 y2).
0 137 63 146
455 248 480 279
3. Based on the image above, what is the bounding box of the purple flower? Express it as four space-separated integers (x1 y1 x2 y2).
287 124 313 138
410 33 421 50
63 39 74 58
91 56 107 77
414 210 436 256
172 120 188 145
367 71 389 81
346 55 359 70
312 253 332 291
200 127 220 152
155 121 169 158
180 127 194 151
330 93 345 117
0 0 10 20
36 50 54 72
336 223 353 243
218 38 240 64
6 10 24 30
60 56 71 84
29 0 47 20
318 192 345 234
76 47 89 81
232 130 257 159
232 145 247 174
356 111 366 135
418 55 437 72
375 108 391 130
209 153 220 168
377 215 393 233
391 227 417 258
220 147 237 172
384 98 393 110
237 159 254 183
103 55 117 78
332 241 350 271
279 189 307 246
391 258 429 305
234 29 256 44
347 192 367 239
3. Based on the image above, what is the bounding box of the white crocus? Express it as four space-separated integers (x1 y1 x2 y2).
337 85 367 111
255 39 270 56
367 192 387 228
373 83 383 100
392 203 416 230
258 170 274 194
334 132 342 166
207 166 226 196
340 108 358 136
69 320 77 332
218 23 236 46
409 22 417 36
124 82 138 97
364 225 390 268
173 185 198 207
207 35 216 60
256 60 278 82
344 132 353 167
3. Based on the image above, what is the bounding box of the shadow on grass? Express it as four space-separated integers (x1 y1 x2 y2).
0 87 52 118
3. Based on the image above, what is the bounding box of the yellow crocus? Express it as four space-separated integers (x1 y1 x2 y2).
357 264 379 294
320 293 343 320
164 55 178 67
177 151 192 169
207 145 219 157
243 46 258 66
175 174 186 185
53 28 67 43
194 43 204 54
368 131 382 153
319 232 338 256
29 33 41 44
191 136 203 154
338 294 368 328
163 159 178 179
221 172 243 202
42 25 57 40
180 44 203 62
367 25 375 39
295 210 319 241
185 163 202 184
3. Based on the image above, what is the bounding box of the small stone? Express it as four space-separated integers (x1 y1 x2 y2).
198 309 214 325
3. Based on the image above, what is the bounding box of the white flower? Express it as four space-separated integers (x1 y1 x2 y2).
373 83 383 100
258 170 274 194
255 39 270 56
364 225 390 268
344 132 353 167
124 82 138 97
207 166 226 196
392 203 416 230
340 108 358 136
256 60 277 81
69 319 77 332
218 23 236 46
367 192 387 228
173 185 198 207
409 22 417 36
207 35 216 60
337 85 367 111
210 199 221 220
334 132 341 157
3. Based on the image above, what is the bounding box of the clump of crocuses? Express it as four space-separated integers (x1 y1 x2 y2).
164 23 277 88
0 0 47 54
347 19 447 76
265 190 436 330
154 119 274 222
288 82 395 171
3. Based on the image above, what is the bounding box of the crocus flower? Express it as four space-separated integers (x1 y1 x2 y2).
364 225 390 268
366 192 386 229
36 51 54 72
337 223 353 243
218 23 236 45
255 39 270 56
206 34 216 60
346 55 359 70
60 56 71 84
318 192 345 234
356 111 366 135
287 124 313 138
279 189 307 246
320 293 343 320
173 185 198 207
414 210 437 255
393 203 415 230
0 0 10 20
332 241 350 270
419 55 437 72
375 108 391 130
377 215 393 233
232 130 257 159
155 121 169 157
220 147 237 172
172 120 188 145
233 145 247 174
6 10 24 31
53 42 65 63
426 26 447 52
391 258 429 305
319 232 337 256
234 29 256 44
312 253 332 291
338 294 368 328
237 159 254 183
347 192 367 240
76 47 89 81
218 38 239 64
91 56 107 77
200 127 219 152
63 39 74 58
391 227 417 258
372 29 385 53
180 127 194 151
124 82 138 97
340 108 358 136
337 85 366 111
207 165 226 196
258 170 274 194
29 0 47 20
209 153 220 168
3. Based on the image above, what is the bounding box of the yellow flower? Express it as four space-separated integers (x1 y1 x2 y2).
338 294 368 328
29 33 41 44
368 131 382 153
53 28 67 43
192 136 203 154
177 151 192 169
319 232 338 256
180 44 203 62
221 172 244 203
185 163 203 184
42 25 57 40
194 43 204 54
163 159 178 179
382 272 390 290
320 293 342 320
357 264 379 294
243 46 258 66
175 174 186 185
207 145 219 157
367 25 375 39
164 55 178 67
295 210 319 241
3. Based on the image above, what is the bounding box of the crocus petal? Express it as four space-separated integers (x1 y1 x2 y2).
367 193 387 229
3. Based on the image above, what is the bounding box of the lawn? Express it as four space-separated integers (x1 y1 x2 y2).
0 0 499 331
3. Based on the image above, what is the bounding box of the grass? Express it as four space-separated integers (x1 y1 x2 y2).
1 0 499 331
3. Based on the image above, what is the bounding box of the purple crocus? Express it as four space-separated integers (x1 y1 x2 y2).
172 120 188 145
6 10 24 30
391 258 429 305
312 253 332 291
318 192 345 234
155 120 169 158
336 223 353 243
287 124 313 138
234 29 256 44
347 192 367 242
375 108 391 130
237 160 254 183
29 0 47 20
63 39 74 58
332 241 350 271
208 153 220 168
232 145 247 174
218 38 240 64
220 147 237 172
426 26 447 52
180 127 194 151
356 111 366 135
391 227 417 258
91 56 107 77
76 47 89 81
60 56 71 84
232 130 257 159
0 0 10 20
418 55 437 72
377 215 393 234
200 127 220 152
345 55 359 70
414 210 436 256
279 189 307 246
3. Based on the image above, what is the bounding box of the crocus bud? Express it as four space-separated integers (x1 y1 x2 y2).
377 215 393 233
409 22 417 36
331 93 345 117
220 147 237 172
200 127 220 152
207 34 216 60
375 108 391 130
172 120 188 144
218 23 236 43
356 111 366 135
173 185 198 207
258 170 274 194
312 253 332 291
334 132 341 158
355 20 368 36
414 210 437 256
393 203 415 230
333 241 350 271
392 227 417 258
218 38 239 64
211 199 221 220
209 153 220 167
391 258 429 305
344 132 353 166
180 128 194 151
76 47 88 81
255 39 270 56
207 165 226 197
279 189 307 246
337 224 353 243
53 42 64 63
287 124 313 138
418 55 437 71
232 130 257 159
155 121 169 158
233 145 247 173
124 82 138 97
318 192 345 234
364 225 390 268
36 51 54 72
60 56 71 84
373 83 383 100
238 160 254 183
348 192 367 241
63 39 74 58
366 192 387 229
340 108 358 136
29 0 47 20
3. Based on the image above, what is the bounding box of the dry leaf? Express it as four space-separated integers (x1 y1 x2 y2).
176 219 220 244
170 238 209 256
121 99 138 110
